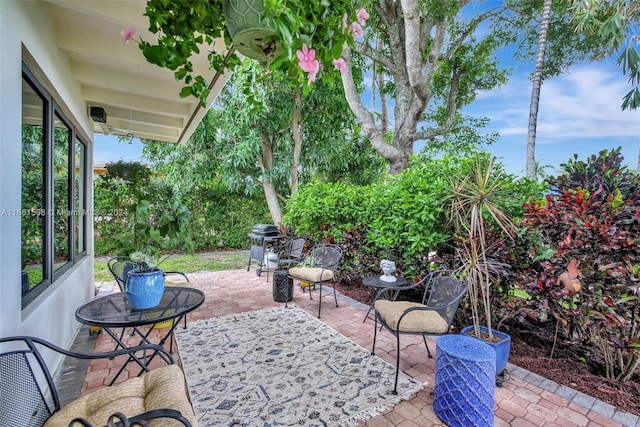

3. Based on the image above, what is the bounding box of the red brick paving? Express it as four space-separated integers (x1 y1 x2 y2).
81 270 624 426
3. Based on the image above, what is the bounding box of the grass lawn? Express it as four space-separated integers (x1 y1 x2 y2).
94 250 250 283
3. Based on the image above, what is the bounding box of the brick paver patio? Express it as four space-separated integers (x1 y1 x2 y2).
74 269 637 427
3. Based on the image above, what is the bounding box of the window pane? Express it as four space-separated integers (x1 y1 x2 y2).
53 113 71 272
75 137 86 255
21 77 46 292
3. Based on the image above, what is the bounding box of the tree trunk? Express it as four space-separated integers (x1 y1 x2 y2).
258 133 283 225
377 38 388 135
290 87 302 196
526 0 553 178
262 180 283 225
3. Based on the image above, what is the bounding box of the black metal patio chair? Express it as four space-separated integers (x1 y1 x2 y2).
0 336 195 426
371 270 468 394
276 237 306 271
286 244 343 318
107 256 189 292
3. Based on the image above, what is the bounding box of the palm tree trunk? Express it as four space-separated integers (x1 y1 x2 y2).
526 0 553 178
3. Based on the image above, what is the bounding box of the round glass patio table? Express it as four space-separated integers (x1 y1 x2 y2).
75 286 204 384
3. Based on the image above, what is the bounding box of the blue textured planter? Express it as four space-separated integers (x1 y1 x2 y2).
126 269 165 310
434 335 496 427
461 325 511 375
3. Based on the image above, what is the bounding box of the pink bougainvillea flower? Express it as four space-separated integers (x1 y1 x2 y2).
350 22 364 37
342 13 349 31
296 44 320 82
333 58 347 73
120 27 135 44
356 8 370 26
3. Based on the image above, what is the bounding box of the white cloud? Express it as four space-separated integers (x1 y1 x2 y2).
472 63 640 142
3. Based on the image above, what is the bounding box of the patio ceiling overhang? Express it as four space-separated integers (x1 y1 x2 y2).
45 0 232 144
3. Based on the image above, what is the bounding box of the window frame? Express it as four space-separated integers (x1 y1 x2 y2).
22 63 89 308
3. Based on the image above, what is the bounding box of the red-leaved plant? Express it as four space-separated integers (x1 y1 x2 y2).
509 148 640 381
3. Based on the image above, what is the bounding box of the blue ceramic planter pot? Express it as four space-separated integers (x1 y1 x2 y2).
126 269 165 310
461 325 511 375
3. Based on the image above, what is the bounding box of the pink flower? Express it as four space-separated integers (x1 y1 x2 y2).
333 58 347 73
350 22 364 37
120 27 135 44
296 44 320 82
342 13 349 31
356 8 370 26
307 67 319 84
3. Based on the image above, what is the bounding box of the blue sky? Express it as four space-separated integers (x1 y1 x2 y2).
94 43 640 178
470 60 639 176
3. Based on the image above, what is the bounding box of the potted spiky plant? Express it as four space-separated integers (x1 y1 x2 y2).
448 153 517 376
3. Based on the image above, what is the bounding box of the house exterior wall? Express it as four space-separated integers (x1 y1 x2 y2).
0 1 95 355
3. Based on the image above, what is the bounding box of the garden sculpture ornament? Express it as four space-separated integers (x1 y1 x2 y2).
380 259 397 282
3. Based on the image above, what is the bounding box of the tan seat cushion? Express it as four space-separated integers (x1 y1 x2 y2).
374 300 449 333
288 267 334 283
44 364 196 427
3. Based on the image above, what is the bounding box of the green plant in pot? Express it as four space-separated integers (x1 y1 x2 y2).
448 153 517 376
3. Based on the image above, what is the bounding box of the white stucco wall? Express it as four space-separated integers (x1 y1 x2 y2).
0 1 95 355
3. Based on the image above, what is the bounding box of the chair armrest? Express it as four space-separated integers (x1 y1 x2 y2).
163 271 190 282
127 409 192 426
1 336 175 365
69 409 192 427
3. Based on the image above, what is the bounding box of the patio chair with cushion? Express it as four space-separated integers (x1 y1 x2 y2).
286 244 343 318
0 336 196 426
371 271 468 394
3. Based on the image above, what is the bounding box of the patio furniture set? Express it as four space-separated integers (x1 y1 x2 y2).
1 236 471 426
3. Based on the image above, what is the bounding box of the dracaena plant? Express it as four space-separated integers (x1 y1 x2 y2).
124 0 369 105
447 153 518 341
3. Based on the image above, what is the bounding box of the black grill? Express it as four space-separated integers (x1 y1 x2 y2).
251 224 279 237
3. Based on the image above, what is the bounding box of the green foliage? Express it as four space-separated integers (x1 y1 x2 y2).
283 180 370 241
365 156 455 269
507 148 640 381
180 179 272 250
94 160 271 255
284 152 540 280
447 153 522 339
139 0 361 105
93 161 192 258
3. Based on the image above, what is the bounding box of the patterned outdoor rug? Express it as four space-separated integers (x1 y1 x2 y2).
174 306 424 427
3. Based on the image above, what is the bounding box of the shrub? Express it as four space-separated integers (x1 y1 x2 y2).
283 152 540 283
507 148 640 381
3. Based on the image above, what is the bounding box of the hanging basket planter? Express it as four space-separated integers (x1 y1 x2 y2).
222 0 283 61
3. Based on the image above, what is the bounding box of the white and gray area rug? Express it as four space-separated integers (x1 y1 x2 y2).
175 306 424 426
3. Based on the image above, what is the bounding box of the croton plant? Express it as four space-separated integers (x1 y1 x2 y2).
507 148 639 381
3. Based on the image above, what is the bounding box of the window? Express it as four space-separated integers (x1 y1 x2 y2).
21 64 88 308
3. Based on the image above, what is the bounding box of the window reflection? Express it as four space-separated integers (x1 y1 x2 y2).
21 77 46 292
53 114 71 272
